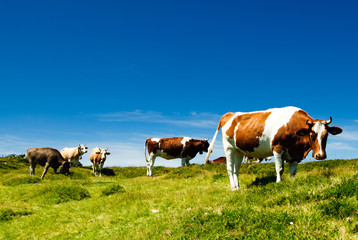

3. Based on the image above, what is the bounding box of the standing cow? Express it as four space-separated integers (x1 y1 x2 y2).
61 144 88 167
90 147 110 177
27 147 70 179
145 137 209 176
205 106 342 190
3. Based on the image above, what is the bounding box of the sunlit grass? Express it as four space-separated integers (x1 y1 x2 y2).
0 156 357 239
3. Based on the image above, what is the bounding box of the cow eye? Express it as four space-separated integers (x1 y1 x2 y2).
310 133 317 141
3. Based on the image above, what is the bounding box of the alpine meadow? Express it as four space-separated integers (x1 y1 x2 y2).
0 155 357 239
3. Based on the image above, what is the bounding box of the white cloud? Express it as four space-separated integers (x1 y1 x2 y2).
335 131 358 141
327 142 357 151
96 110 221 129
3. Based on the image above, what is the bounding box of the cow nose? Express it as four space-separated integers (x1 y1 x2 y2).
314 153 327 160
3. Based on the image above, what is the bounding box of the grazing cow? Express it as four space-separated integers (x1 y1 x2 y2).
90 147 110 177
244 155 272 164
27 147 70 179
205 106 342 190
61 144 88 167
206 156 227 164
145 137 210 176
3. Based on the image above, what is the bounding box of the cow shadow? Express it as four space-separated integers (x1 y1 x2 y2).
98 168 115 176
248 175 277 187
80 166 116 176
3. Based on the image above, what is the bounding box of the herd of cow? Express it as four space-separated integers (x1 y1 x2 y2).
26 106 343 190
27 145 110 179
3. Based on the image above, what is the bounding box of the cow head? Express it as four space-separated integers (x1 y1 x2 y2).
60 161 70 175
199 139 210 154
296 117 342 160
78 144 88 154
100 148 110 162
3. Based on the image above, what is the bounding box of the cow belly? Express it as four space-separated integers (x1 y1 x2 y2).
155 150 180 160
227 135 273 158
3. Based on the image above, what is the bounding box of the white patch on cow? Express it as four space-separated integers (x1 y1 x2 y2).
181 137 192 148
221 113 241 150
151 138 161 143
313 121 326 156
251 106 300 158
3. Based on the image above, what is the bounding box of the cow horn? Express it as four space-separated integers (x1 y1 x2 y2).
325 116 332 125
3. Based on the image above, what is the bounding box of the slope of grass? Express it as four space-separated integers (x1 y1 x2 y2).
0 156 357 239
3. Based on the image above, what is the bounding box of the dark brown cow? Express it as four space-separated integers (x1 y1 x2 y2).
206 156 227 164
145 137 209 176
27 147 70 179
205 106 342 190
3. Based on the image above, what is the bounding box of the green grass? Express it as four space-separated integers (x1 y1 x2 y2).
0 155 357 239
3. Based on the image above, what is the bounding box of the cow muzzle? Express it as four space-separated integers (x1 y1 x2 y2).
313 152 327 160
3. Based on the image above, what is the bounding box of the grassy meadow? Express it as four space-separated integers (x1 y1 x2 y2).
0 155 357 239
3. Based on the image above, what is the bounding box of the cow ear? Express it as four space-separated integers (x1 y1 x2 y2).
296 128 309 136
106 152 110 155
327 126 343 135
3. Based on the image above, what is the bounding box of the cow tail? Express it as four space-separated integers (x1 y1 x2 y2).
144 139 149 163
205 123 221 164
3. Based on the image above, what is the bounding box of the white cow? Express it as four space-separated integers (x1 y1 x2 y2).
61 144 88 167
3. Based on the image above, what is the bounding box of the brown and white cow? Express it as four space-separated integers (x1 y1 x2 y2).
206 156 227 164
61 144 88 167
145 137 209 176
90 147 110 177
205 106 342 190
27 147 70 179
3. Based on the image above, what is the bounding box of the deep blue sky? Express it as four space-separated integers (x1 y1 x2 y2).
1 0 357 167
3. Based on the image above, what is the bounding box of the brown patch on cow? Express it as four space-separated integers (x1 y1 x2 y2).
146 138 161 156
159 137 185 157
206 156 226 164
272 110 313 162
219 112 235 137
225 112 271 152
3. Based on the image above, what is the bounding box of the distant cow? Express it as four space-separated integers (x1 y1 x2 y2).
205 106 342 190
61 144 88 167
206 156 227 164
90 147 110 177
27 147 70 179
244 155 272 164
145 137 209 176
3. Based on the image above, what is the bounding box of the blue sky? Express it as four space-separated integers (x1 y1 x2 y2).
0 0 357 167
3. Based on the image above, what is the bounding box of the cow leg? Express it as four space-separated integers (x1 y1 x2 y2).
147 154 156 177
99 163 104 177
289 161 298 179
233 151 244 190
226 148 241 190
29 163 35 176
181 158 186 167
41 163 50 180
94 163 98 176
274 151 284 182
185 159 190 167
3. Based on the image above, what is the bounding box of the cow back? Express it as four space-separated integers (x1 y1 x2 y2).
27 147 65 168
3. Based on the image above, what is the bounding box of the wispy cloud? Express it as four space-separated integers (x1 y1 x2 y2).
96 110 221 129
327 142 357 151
336 131 358 141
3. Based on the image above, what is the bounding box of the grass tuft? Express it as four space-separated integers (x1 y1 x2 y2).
38 185 91 204
101 184 125 196
2 175 42 186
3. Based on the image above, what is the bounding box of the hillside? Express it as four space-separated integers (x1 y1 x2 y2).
0 156 357 239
